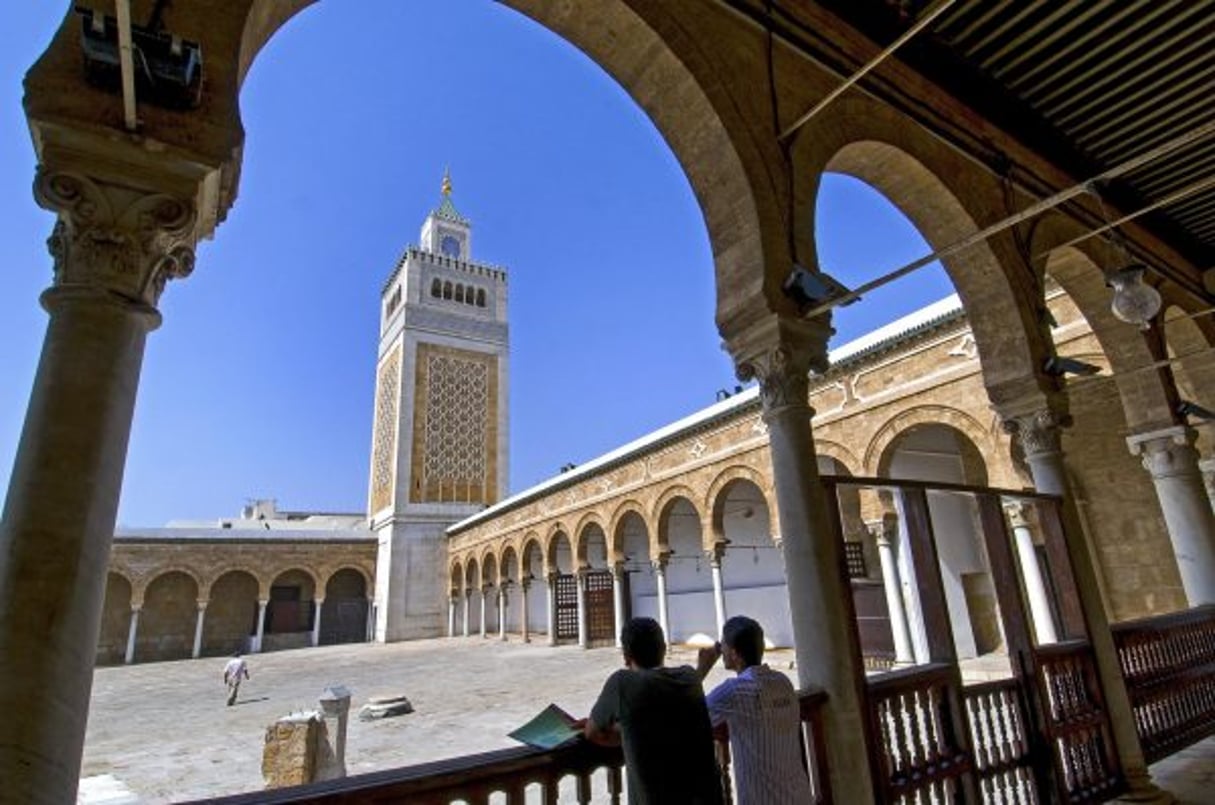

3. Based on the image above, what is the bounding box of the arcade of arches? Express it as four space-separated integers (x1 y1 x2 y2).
98 535 375 665
4 2 1215 803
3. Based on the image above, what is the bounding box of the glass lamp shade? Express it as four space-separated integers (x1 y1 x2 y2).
1107 264 1162 329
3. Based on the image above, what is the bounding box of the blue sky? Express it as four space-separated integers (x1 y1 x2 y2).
0 2 952 526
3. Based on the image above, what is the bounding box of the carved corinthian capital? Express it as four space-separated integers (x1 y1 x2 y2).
35 168 197 308
1127 426 1200 480
1001 408 1071 460
726 314 831 420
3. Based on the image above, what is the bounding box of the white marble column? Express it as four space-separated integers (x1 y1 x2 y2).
546 573 558 646
0 168 197 803
653 555 671 640
312 598 325 647
1004 405 1168 801
448 596 456 638
1127 426 1215 605
610 563 625 648
499 587 508 641
462 588 471 637
708 544 727 636
1004 504 1058 644
479 587 488 639
576 570 588 649
124 606 141 665
254 599 268 653
870 524 914 665
520 579 531 643
366 599 375 642
192 600 208 659
727 314 874 803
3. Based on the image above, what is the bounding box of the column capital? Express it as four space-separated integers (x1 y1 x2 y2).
725 314 832 420
865 519 890 547
1003 500 1034 530
1127 425 1201 479
652 552 671 573
1000 406 1072 459
706 542 727 566
196 599 209 611
35 168 197 309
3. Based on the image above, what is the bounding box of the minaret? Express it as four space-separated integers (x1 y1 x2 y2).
367 173 509 641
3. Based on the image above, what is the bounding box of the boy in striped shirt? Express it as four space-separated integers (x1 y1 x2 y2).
697 616 813 805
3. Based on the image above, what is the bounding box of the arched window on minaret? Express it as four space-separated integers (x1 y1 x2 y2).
431 278 442 298
455 285 465 303
443 281 453 300
476 288 486 308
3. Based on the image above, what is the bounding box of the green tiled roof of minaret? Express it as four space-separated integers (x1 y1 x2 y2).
433 168 470 224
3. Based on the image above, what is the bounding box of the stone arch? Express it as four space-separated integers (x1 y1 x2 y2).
224 0 782 330
318 567 369 646
798 97 1056 411
608 499 650 562
543 523 573 573
573 511 609 567
653 485 703 554
449 560 464 594
138 570 201 663
814 439 863 476
500 544 521 584
320 565 372 597
705 465 775 544
480 551 499 589
134 565 203 609
464 556 480 592
865 405 997 480
1029 215 1177 432
202 569 259 657
520 533 545 581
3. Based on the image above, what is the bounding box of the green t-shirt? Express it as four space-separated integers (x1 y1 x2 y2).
590 665 723 805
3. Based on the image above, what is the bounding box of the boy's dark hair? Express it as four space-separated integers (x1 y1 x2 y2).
620 617 666 669
722 615 764 667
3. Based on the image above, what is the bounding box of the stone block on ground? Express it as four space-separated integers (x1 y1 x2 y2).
358 694 413 721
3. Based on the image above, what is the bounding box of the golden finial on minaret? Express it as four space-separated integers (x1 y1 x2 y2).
441 167 452 197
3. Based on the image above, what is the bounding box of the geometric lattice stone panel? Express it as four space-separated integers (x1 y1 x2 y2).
369 345 401 514
411 343 498 504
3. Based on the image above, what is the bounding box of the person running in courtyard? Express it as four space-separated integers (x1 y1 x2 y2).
582 617 723 805
696 615 812 805
222 652 250 706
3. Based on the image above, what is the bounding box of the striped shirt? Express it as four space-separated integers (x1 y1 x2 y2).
705 665 813 805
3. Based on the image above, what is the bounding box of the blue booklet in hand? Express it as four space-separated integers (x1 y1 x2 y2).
508 704 581 750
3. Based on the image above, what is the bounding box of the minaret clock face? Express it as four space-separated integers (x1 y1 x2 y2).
440 234 462 258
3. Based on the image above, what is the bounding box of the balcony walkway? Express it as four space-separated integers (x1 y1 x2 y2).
79 636 1212 803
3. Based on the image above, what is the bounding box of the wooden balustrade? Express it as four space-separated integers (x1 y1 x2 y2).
962 678 1036 804
1033 640 1121 802
866 663 973 802
1111 604 1215 764
198 690 830 804
193 741 624 804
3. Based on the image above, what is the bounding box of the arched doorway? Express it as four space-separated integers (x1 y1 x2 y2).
138 571 199 663
263 569 318 652
320 568 368 646
203 570 260 657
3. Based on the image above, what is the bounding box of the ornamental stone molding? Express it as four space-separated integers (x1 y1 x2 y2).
1126 426 1202 480
35 168 197 308
1001 408 1071 459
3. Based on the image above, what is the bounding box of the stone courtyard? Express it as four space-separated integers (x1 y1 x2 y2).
80 639 1213 804
80 638 742 803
